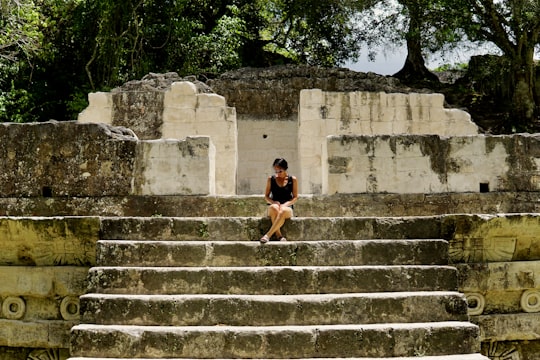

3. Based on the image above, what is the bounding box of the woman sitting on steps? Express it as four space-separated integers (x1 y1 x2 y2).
260 158 298 243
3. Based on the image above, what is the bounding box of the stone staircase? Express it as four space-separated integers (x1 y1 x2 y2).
68 216 488 359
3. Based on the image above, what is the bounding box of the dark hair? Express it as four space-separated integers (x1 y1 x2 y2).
273 158 288 170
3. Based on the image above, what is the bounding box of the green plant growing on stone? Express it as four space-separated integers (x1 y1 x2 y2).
198 222 209 238
288 246 298 266
414 345 426 356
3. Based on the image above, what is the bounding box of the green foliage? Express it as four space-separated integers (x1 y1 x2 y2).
261 0 361 66
433 62 468 72
454 0 540 124
356 0 468 60
179 5 250 75
5 0 537 129
0 0 369 123
0 0 44 63
0 80 34 123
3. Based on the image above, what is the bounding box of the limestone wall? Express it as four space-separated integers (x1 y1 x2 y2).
133 137 216 196
237 119 299 194
78 70 482 195
161 82 236 195
324 134 540 194
234 89 480 195
209 66 420 195
0 121 215 197
79 78 237 195
300 90 479 193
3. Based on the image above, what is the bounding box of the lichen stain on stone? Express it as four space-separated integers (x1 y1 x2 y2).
328 156 351 174
184 140 209 157
395 135 421 154
418 135 449 183
388 137 397 155
446 158 463 173
498 136 539 191
516 271 535 288
111 91 164 140
16 245 36 266
340 93 351 130
339 136 375 155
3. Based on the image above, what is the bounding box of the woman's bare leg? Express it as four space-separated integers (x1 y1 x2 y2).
264 206 293 239
265 204 281 239
268 205 285 238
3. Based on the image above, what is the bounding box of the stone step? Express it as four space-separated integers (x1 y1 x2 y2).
68 356 490 360
69 322 481 358
100 216 442 241
87 265 458 295
96 239 449 267
6 192 535 218
80 291 469 326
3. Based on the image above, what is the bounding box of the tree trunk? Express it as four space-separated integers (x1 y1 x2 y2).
510 48 537 128
393 2 439 84
394 36 439 83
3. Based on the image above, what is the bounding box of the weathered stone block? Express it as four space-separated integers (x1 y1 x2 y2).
197 93 226 107
78 76 237 195
0 121 138 197
299 89 323 107
299 89 479 193
133 137 215 196
0 217 99 266
0 266 89 296
445 214 540 263
0 121 215 197
170 81 197 96
77 92 113 125
474 313 540 342
324 134 540 195
112 90 165 140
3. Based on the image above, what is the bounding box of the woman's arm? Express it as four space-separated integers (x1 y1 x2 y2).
264 176 275 205
282 176 298 207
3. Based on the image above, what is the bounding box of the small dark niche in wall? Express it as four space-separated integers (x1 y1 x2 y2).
479 182 489 193
263 134 268 139
42 186 53 197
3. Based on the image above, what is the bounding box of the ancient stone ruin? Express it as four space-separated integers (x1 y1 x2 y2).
0 66 539 359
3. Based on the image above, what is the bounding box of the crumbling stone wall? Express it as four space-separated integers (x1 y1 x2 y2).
208 66 415 194
208 66 476 194
207 65 411 119
300 90 479 193
324 134 540 195
78 74 236 195
0 121 215 197
79 67 477 195
0 121 137 197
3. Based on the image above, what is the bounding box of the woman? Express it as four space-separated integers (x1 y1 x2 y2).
260 158 298 243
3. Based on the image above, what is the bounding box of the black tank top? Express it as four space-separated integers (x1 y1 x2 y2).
270 175 293 204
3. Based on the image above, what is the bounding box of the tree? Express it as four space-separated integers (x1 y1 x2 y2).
0 0 43 64
260 0 363 66
0 0 367 122
356 0 465 84
0 0 44 122
393 0 443 83
456 0 540 128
